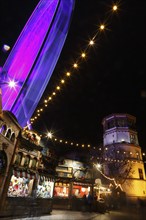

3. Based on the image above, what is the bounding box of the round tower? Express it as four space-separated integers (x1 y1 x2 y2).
102 113 146 202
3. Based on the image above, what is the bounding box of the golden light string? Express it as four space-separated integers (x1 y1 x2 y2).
93 162 123 191
30 3 119 124
26 3 146 164
43 133 146 161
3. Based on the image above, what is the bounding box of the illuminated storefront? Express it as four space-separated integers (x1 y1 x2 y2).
54 181 70 198
53 158 94 210
36 176 54 199
7 174 34 197
72 182 91 198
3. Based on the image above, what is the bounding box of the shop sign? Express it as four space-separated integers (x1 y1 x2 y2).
56 166 72 173
57 172 72 178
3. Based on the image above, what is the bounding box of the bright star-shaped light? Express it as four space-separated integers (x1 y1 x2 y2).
8 80 17 88
47 132 53 139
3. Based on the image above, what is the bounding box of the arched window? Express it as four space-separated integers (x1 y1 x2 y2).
0 124 7 135
24 155 30 167
15 153 23 165
6 128 11 139
32 133 36 141
10 133 15 143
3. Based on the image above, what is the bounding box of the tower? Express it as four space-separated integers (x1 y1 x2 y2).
102 113 146 201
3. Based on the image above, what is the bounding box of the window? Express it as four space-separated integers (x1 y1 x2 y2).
36 176 54 198
6 129 11 139
54 182 70 198
72 182 91 198
107 119 115 129
138 168 144 180
31 158 37 169
130 134 136 144
8 175 34 197
10 133 15 143
24 156 30 167
15 153 23 165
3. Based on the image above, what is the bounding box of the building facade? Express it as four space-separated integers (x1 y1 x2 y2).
0 110 56 217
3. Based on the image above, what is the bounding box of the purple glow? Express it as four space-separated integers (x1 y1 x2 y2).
2 0 59 110
2 0 75 126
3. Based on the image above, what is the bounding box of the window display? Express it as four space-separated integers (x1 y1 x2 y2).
7 175 34 197
36 176 54 198
54 182 70 197
72 182 91 198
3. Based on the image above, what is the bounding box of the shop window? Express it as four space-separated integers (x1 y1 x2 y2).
24 156 30 167
54 182 70 198
15 153 23 165
6 128 11 139
7 175 34 197
138 168 144 180
72 183 90 198
0 124 7 135
10 133 15 143
36 176 54 198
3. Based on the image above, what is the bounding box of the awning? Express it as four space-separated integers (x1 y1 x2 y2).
39 175 55 182
12 170 35 179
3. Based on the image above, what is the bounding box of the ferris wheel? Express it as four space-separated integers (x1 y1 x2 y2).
1 0 75 127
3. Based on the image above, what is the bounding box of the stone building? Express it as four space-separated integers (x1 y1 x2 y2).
102 113 146 203
0 108 56 217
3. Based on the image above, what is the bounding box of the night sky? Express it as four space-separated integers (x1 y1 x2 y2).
0 0 146 149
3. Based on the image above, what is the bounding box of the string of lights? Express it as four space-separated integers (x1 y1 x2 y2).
29 3 119 125
93 163 123 191
25 2 146 162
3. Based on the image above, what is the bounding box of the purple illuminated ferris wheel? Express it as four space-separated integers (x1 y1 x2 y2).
1 0 75 127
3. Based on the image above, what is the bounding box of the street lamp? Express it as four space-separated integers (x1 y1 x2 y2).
47 132 53 139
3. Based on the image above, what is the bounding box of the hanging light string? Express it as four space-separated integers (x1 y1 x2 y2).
27 2 146 163
22 128 146 163
30 3 119 125
93 162 123 191
42 132 146 162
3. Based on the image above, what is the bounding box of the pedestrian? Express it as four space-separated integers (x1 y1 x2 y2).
87 192 93 212
82 194 87 211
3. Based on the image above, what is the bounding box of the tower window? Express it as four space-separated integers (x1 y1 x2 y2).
130 134 136 144
138 168 144 180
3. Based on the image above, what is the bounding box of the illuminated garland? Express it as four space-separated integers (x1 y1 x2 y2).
42 132 146 162
93 163 123 191
29 3 119 125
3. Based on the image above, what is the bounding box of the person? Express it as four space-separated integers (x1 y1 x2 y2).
87 192 93 212
82 194 87 211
